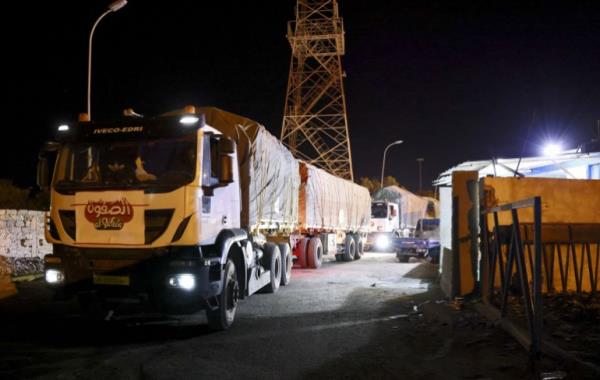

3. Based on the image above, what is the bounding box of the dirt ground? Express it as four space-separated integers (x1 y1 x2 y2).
0 253 590 379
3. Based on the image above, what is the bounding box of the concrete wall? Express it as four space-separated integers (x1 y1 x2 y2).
0 210 51 276
439 171 479 298
438 187 453 296
482 177 600 224
482 177 600 293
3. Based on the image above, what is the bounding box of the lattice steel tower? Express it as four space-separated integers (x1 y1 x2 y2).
281 0 354 180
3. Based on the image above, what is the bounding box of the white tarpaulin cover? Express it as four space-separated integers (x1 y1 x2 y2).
372 186 429 230
247 127 299 231
299 162 371 232
199 107 300 233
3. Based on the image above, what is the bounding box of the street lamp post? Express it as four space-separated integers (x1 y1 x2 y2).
87 0 128 119
380 140 404 188
416 158 424 193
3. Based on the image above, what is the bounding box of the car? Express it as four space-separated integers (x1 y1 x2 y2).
394 218 440 263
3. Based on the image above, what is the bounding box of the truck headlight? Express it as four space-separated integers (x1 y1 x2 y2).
45 269 64 284
375 235 390 250
168 273 196 290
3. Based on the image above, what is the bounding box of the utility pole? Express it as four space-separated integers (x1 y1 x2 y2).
281 0 354 180
416 158 424 193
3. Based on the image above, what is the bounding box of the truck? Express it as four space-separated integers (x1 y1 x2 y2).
394 218 440 263
366 186 430 251
37 106 370 329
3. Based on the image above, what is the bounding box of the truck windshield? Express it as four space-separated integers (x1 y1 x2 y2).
371 203 388 218
54 134 196 191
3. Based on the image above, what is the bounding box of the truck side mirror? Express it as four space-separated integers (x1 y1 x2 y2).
37 156 49 190
37 141 59 191
218 155 233 184
218 137 235 154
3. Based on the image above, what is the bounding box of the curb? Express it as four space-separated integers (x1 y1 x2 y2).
11 273 44 282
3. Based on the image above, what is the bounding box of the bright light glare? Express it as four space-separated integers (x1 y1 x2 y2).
58 124 69 131
542 142 562 157
375 234 390 250
169 273 196 290
179 116 199 125
45 269 64 284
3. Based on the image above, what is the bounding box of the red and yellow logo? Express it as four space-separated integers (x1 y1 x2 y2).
85 198 133 230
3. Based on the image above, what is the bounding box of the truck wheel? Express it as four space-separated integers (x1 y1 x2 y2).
307 237 323 269
278 243 292 286
354 235 363 260
262 243 282 293
398 255 409 263
426 246 440 264
207 259 239 331
342 235 355 262
294 237 310 268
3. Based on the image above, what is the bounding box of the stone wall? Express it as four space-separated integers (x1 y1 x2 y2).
0 210 52 277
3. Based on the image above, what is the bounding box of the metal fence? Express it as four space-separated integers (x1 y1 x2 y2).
480 197 543 357
480 196 600 359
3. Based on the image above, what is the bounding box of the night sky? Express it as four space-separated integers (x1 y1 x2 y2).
6 0 600 192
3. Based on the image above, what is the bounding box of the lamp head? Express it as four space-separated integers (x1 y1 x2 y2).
109 0 127 12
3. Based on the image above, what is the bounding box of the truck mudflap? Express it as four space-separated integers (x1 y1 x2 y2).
47 245 226 315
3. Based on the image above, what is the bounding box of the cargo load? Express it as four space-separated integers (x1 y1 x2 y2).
299 162 370 233
201 108 300 233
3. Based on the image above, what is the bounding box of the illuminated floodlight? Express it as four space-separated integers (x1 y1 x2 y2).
58 124 69 131
542 142 562 157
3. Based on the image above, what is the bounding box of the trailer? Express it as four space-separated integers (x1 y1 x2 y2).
293 162 371 267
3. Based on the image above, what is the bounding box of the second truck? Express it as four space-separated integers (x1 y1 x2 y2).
38 106 370 329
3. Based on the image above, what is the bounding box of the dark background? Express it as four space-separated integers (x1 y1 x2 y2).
5 0 600 192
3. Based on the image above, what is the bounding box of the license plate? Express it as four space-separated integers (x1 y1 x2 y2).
93 274 130 286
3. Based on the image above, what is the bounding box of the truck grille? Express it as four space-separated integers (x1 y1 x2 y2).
145 209 174 244
58 209 174 245
59 210 76 240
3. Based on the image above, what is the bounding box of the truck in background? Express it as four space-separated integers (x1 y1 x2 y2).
37 106 369 329
366 186 431 251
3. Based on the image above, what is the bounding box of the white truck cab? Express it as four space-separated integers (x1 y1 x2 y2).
366 201 400 251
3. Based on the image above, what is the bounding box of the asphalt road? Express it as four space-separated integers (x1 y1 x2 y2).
0 253 540 380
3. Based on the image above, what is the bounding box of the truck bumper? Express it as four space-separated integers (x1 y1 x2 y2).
45 245 224 315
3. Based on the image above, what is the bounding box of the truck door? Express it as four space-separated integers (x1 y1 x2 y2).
199 133 240 244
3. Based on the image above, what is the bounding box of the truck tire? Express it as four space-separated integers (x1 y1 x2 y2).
207 259 239 331
294 237 310 268
342 234 355 262
398 255 410 263
426 246 440 264
278 243 292 286
262 243 282 293
307 237 323 269
354 235 363 260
